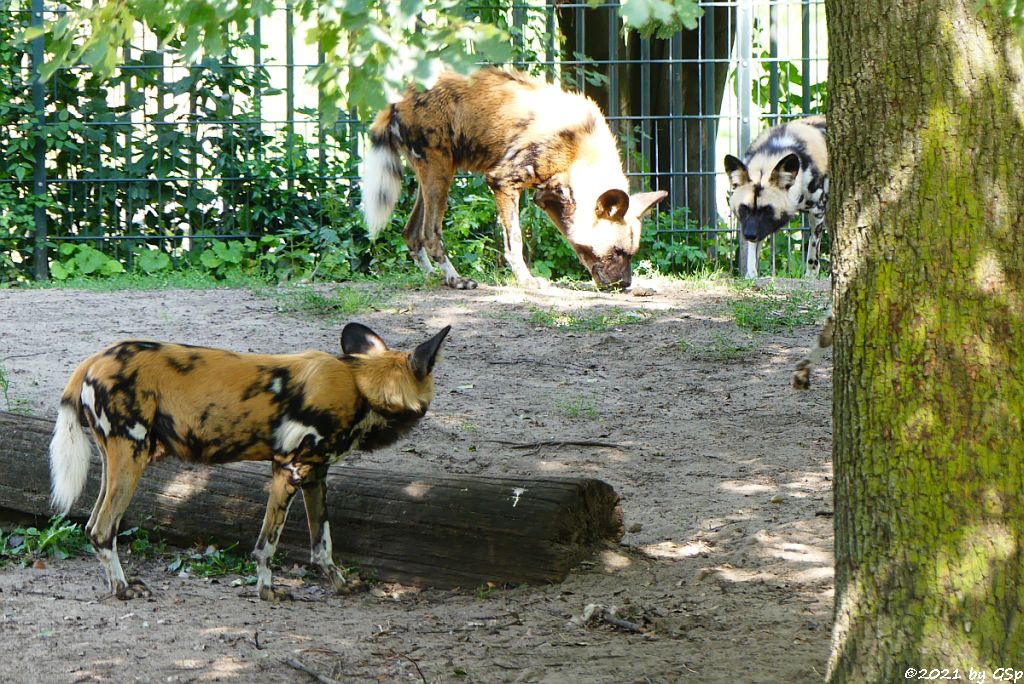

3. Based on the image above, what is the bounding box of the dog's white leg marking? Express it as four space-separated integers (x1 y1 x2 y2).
415 247 436 275
96 542 128 594
745 240 760 279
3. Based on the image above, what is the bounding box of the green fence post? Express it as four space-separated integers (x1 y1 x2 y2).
31 0 48 280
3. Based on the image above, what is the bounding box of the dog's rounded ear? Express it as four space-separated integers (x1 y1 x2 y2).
595 189 630 221
342 323 389 356
411 325 451 380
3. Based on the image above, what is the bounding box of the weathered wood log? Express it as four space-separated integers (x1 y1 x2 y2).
0 411 623 588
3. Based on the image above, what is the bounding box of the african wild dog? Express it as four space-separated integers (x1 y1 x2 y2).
49 323 450 601
792 310 834 389
724 115 828 279
362 67 667 290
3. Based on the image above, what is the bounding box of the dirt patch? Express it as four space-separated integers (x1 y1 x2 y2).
0 276 834 683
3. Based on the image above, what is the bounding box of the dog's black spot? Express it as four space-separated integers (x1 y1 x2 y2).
166 352 202 374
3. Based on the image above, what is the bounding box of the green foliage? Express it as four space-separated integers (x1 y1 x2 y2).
727 284 829 333
49 243 125 280
0 517 92 565
30 0 701 119
166 543 256 580
614 0 703 38
119 526 166 559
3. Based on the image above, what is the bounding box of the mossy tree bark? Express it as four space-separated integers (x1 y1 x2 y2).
826 0 1024 679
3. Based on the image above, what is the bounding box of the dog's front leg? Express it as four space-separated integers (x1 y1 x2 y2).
492 185 545 288
301 465 362 594
253 462 298 601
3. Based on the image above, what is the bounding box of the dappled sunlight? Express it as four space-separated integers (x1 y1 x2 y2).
600 549 632 572
161 466 212 500
946 2 1001 101
758 537 832 565
536 460 573 472
973 249 1007 295
403 480 432 499
935 522 1017 601
639 539 712 559
719 481 773 495
205 655 248 678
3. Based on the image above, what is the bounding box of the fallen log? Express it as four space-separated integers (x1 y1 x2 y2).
0 411 623 588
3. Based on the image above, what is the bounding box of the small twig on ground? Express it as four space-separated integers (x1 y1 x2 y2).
282 657 337 684
599 609 646 634
484 439 626 451
389 649 427 684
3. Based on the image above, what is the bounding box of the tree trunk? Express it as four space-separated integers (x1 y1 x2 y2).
0 411 623 589
827 0 1024 678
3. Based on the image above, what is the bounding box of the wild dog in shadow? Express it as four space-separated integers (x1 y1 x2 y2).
49 323 449 601
362 67 667 291
724 115 828 279
792 310 834 389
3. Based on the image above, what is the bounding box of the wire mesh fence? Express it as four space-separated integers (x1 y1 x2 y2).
0 1 827 283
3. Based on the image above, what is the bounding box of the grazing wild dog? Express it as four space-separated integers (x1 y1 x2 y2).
362 67 667 290
724 115 828 279
49 323 450 601
792 310 834 389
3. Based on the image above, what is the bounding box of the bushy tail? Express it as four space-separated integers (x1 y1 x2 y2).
49 365 93 516
361 107 404 239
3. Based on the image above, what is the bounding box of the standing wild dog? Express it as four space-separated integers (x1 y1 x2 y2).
724 115 828 279
49 323 450 601
362 67 667 290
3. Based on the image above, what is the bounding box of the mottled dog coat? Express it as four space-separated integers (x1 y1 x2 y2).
724 116 828 279
362 68 666 290
49 323 449 601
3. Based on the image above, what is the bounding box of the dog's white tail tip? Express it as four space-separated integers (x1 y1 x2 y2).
49 404 92 516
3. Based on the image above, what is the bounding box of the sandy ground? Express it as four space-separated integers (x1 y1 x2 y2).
0 276 833 683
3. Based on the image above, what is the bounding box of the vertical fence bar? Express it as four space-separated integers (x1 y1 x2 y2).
769 0 779 123
544 1 555 81
801 0 811 114
735 0 753 277
31 0 48 280
607 6 618 121
639 37 651 190
286 1 295 192
669 32 683 218
701 2 716 234
513 1 526 70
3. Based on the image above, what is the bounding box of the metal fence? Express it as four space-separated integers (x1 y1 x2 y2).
0 1 827 282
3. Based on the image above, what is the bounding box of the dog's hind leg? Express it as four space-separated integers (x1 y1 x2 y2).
301 464 361 594
402 189 437 276
253 462 298 601
412 153 476 289
86 436 150 599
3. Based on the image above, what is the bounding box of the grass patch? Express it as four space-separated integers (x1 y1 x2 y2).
727 285 829 332
270 284 386 319
0 361 34 415
0 516 91 566
23 269 269 291
556 395 600 420
678 331 755 362
527 306 652 332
